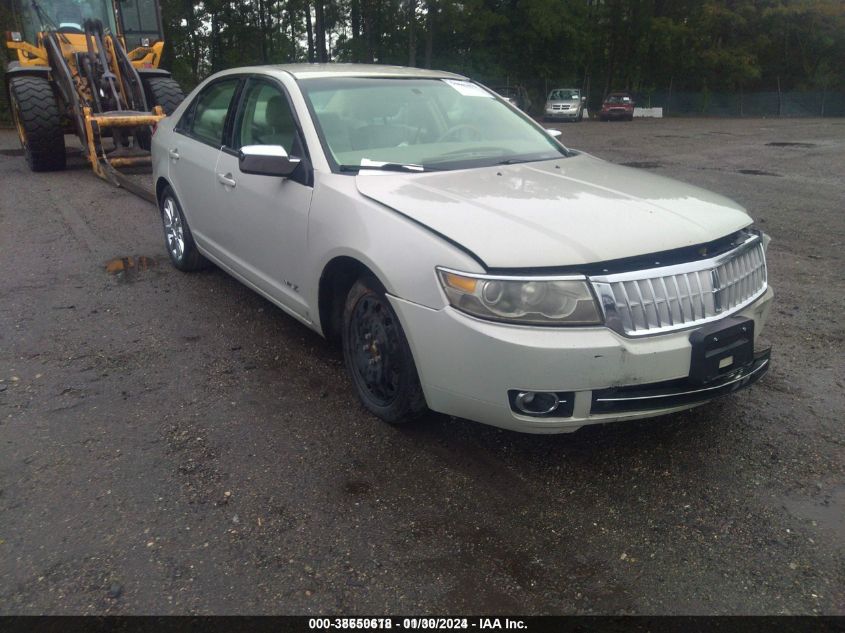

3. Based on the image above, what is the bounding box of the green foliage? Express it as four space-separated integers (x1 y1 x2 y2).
2 0 844 122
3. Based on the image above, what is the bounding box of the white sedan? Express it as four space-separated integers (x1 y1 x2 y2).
151 64 773 433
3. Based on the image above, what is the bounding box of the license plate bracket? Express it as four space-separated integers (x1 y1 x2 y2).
689 317 754 385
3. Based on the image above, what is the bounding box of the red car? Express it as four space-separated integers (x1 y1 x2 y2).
599 92 635 121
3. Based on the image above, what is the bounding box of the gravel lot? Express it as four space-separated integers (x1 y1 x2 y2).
0 117 843 615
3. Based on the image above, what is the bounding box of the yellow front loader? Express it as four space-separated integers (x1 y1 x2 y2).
4 0 184 194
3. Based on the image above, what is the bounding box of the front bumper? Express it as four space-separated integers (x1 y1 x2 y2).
545 109 579 119
389 287 773 433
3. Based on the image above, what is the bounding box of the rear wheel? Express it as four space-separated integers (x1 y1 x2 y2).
138 77 185 151
8 76 66 172
158 186 207 272
143 76 185 115
342 277 426 424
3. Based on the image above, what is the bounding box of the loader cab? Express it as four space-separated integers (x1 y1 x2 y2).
115 0 164 51
9 0 162 55
13 0 118 42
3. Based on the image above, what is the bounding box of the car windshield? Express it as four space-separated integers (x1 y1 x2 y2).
606 95 631 104
300 77 566 172
549 90 579 100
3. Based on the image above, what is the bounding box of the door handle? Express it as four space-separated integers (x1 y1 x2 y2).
168 148 180 160
217 172 237 188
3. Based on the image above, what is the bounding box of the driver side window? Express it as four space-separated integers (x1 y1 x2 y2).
233 81 300 155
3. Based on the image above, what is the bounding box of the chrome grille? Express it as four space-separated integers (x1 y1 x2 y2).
590 235 767 336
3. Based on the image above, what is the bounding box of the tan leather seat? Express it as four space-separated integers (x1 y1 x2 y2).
264 95 296 151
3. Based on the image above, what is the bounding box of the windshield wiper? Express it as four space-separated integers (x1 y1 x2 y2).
495 157 537 166
339 162 425 173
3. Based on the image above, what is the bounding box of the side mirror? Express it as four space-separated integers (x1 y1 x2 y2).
239 145 300 177
545 128 562 138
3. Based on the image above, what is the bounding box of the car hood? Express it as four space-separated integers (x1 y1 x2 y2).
355 153 752 269
548 99 580 106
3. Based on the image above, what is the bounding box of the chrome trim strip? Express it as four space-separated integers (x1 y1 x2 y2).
595 358 769 402
435 266 586 282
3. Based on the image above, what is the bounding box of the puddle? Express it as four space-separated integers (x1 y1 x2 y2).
105 256 157 282
737 169 782 177
781 484 845 544
766 142 817 148
621 161 663 169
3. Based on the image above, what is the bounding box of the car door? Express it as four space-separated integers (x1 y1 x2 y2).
168 76 241 254
210 76 314 319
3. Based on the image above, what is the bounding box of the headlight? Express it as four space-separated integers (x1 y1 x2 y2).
436 268 602 326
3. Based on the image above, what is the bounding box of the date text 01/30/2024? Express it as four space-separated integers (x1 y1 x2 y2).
308 618 527 629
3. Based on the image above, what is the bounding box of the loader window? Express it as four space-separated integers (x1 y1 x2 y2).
18 0 118 40
188 79 239 147
117 0 162 49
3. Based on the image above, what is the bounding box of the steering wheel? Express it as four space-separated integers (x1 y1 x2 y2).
437 124 483 143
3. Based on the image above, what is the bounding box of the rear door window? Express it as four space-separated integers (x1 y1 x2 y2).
185 79 240 147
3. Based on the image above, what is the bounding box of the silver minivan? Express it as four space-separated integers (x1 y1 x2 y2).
544 88 586 122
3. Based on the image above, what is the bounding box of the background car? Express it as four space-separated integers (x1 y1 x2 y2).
493 85 532 113
544 88 586 122
600 91 635 121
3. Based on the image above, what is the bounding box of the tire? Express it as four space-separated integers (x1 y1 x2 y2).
144 76 185 115
342 276 426 424
8 76 66 172
158 186 207 272
138 77 185 151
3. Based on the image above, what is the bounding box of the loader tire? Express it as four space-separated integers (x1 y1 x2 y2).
8 76 66 172
144 77 185 115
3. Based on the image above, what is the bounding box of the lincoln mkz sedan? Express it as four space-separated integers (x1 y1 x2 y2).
151 64 773 433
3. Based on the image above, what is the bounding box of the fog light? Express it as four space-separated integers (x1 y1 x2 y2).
514 391 558 415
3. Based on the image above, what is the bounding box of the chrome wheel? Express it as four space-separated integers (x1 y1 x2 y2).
162 196 185 260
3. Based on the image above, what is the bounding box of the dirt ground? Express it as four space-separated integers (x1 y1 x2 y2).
0 117 843 615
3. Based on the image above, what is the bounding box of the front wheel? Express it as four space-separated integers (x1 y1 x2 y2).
8 76 66 172
342 277 426 424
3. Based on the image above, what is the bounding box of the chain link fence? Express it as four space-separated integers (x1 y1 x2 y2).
629 90 845 118
479 76 845 118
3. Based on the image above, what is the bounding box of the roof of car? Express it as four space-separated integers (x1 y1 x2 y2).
246 63 468 80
